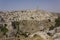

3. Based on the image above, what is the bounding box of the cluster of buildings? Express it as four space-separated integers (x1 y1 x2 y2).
0 9 59 40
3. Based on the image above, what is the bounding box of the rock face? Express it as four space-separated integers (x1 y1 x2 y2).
0 9 58 40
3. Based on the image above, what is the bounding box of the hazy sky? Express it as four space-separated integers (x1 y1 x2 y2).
0 0 60 12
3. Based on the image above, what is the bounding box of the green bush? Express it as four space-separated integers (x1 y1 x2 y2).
0 24 8 35
1 27 8 35
49 16 60 30
12 21 20 36
55 17 60 27
12 21 20 29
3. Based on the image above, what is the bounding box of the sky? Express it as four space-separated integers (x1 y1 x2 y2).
0 0 60 12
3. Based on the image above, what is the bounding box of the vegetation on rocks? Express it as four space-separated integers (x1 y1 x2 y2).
12 21 20 29
1 27 8 35
0 24 8 36
49 16 60 30
55 16 60 27
12 21 20 37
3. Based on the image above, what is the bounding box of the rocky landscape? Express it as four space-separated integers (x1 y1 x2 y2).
0 9 60 40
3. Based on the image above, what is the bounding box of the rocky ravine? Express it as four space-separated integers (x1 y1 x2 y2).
0 9 59 40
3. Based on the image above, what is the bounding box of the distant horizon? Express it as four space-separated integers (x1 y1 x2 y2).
0 8 60 13
0 0 60 13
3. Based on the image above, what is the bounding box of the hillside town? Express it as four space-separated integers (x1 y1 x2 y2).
0 9 60 40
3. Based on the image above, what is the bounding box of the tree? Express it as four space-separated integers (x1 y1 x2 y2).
1 27 8 35
0 24 8 35
55 17 60 27
49 16 60 30
12 21 20 36
12 21 20 29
